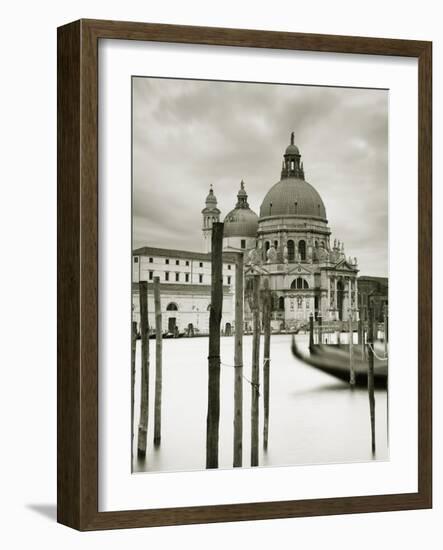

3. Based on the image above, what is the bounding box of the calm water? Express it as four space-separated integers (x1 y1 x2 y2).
133 333 388 473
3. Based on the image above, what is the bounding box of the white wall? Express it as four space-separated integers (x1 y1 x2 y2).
1 1 441 548
133 254 235 286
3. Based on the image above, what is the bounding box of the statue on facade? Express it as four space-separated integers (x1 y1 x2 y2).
283 245 288 264
248 248 258 265
317 246 327 261
267 245 277 264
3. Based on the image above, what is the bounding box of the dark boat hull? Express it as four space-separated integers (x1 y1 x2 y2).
292 338 388 389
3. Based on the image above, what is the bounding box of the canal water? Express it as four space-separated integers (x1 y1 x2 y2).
133 333 388 473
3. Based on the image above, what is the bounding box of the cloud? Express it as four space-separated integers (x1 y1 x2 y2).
133 77 388 276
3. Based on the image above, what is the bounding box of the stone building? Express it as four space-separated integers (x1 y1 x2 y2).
219 133 359 330
357 276 388 322
132 247 235 335
133 132 377 334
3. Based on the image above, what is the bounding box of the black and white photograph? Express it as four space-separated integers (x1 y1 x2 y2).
131 76 389 473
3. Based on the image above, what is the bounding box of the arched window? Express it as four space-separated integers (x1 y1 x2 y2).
265 241 270 252
287 240 295 262
278 296 285 310
291 277 309 290
298 240 306 261
274 240 278 249
166 302 178 311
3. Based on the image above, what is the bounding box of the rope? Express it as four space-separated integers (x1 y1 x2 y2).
219 360 261 396
367 343 388 361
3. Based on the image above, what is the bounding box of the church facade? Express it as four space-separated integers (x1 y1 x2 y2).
133 133 360 334
207 133 359 330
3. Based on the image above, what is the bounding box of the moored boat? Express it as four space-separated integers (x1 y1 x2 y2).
291 337 388 389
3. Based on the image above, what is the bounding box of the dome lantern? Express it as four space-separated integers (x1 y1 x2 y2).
281 131 305 180
235 180 249 209
259 135 326 221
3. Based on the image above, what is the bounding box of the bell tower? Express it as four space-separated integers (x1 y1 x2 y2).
202 185 221 252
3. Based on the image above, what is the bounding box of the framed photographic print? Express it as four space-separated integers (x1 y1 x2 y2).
57 19 432 530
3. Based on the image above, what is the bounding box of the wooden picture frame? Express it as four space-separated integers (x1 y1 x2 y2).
57 19 432 530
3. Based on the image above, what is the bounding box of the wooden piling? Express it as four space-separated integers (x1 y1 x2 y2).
367 306 376 454
349 312 355 386
251 274 261 467
263 280 271 451
309 313 314 351
383 306 388 357
318 313 323 345
131 320 137 452
233 252 244 468
153 277 162 447
206 222 223 469
137 281 150 458
384 305 389 445
361 307 366 359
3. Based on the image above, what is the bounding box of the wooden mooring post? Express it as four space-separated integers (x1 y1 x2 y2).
153 277 163 447
233 252 244 468
263 280 271 451
309 312 314 351
361 306 366 359
367 306 376 454
206 222 223 469
131 320 137 450
384 304 389 445
349 311 355 386
318 313 323 345
251 274 261 467
358 316 363 357
137 281 150 458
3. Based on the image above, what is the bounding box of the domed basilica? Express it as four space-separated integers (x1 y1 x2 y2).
133 132 361 336
202 132 359 327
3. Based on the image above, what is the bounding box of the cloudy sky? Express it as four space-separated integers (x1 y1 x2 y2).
133 77 388 277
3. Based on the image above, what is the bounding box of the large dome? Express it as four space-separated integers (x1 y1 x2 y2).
259 177 327 220
224 207 258 237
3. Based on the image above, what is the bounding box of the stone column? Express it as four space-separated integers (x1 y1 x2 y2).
343 277 350 321
354 277 359 320
348 277 353 322
334 276 338 321
327 276 331 321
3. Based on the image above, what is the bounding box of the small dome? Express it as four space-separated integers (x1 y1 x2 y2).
224 180 258 238
224 208 259 238
285 143 300 156
259 177 327 220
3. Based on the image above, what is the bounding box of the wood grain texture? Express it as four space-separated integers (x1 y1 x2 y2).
57 20 81 529
57 19 432 531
